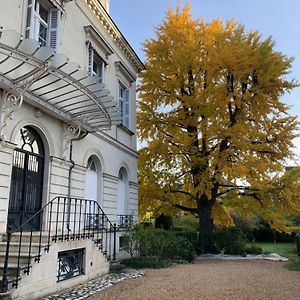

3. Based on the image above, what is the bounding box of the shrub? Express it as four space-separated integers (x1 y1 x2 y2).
121 224 196 263
173 229 197 252
173 215 198 232
245 245 263 255
155 214 173 230
214 227 247 255
121 256 171 269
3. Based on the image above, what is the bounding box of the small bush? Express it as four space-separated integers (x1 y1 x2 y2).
173 216 198 232
121 224 196 263
214 227 247 255
245 245 263 255
155 214 173 230
173 230 197 253
121 256 171 269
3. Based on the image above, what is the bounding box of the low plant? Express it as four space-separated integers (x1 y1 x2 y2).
121 224 196 266
121 256 171 269
213 227 247 255
245 245 263 255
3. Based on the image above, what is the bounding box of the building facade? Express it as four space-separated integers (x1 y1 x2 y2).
0 0 143 298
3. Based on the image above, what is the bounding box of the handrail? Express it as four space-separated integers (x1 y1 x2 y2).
11 196 60 234
0 196 117 293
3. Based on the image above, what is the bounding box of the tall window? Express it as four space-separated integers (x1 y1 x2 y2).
88 46 105 83
33 0 48 46
25 0 61 50
119 83 130 128
117 167 128 216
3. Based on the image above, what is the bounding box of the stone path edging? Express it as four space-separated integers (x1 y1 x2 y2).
42 270 144 300
195 253 288 261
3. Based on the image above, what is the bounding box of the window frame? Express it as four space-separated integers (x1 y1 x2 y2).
88 45 105 83
25 0 61 50
33 0 49 46
118 81 130 129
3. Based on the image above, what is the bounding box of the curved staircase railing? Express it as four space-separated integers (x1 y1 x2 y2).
0 196 117 293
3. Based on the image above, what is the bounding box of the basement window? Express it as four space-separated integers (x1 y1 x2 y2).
57 249 85 282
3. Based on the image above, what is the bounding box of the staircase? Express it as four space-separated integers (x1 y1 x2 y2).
0 232 48 292
0 197 117 298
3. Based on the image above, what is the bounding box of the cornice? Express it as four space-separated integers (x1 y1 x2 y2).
84 0 145 73
84 25 114 58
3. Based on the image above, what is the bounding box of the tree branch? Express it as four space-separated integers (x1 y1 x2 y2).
173 203 198 214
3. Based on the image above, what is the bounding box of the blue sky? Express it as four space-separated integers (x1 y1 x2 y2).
110 0 300 160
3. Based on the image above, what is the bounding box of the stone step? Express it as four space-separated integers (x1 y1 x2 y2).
0 242 44 254
0 264 27 277
0 252 38 265
0 290 11 300
2 232 49 244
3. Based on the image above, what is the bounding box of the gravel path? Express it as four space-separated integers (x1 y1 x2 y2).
88 261 300 300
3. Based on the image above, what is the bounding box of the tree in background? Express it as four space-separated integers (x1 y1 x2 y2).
137 5 300 253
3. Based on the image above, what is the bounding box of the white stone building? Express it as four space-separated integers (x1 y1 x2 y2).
0 0 143 298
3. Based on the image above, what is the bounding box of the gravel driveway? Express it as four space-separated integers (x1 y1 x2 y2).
88 260 300 300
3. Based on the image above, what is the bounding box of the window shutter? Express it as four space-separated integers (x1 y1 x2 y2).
99 60 104 83
49 8 61 50
124 89 130 128
25 0 35 39
88 46 93 76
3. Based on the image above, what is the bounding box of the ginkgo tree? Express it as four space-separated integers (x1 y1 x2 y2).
137 5 300 253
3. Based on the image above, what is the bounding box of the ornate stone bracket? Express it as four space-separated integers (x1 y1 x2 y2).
0 90 23 146
62 123 82 160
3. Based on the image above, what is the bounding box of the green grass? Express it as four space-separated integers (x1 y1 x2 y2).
247 242 300 271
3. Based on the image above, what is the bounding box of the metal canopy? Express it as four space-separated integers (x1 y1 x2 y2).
0 29 121 131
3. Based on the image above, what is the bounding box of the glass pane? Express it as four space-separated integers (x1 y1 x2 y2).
87 157 97 171
39 23 47 46
39 5 48 23
16 127 44 155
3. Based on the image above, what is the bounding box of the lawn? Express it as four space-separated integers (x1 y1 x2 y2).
248 242 300 271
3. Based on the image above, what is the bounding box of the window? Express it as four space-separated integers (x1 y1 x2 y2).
119 83 130 128
87 157 97 172
88 46 105 83
25 0 61 50
57 249 84 282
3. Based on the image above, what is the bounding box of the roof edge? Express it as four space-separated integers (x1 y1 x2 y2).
83 0 145 72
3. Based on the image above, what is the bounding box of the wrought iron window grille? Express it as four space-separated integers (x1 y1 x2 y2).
57 248 85 282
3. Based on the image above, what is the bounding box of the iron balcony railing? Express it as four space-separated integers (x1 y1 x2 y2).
117 215 133 229
0 196 117 293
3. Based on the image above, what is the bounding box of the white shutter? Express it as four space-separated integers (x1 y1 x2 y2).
25 0 35 39
124 88 130 128
88 46 93 76
49 8 61 50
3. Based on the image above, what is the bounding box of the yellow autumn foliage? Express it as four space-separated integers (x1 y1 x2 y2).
137 4 300 240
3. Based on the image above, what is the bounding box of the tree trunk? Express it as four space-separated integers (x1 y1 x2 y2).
197 203 214 254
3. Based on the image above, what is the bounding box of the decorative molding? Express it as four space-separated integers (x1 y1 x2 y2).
34 109 43 119
0 90 23 146
84 25 114 60
117 124 135 136
103 172 118 181
115 61 136 83
62 123 82 160
83 0 144 73
129 181 138 188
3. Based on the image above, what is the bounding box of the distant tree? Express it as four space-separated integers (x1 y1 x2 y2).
137 5 300 253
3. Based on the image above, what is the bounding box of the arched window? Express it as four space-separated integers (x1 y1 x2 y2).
117 167 128 216
85 156 102 203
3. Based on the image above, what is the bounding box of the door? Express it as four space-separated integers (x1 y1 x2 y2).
8 127 44 231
